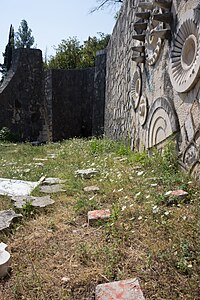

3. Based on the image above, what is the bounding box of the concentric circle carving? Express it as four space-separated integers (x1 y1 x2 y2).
130 66 142 109
146 97 179 149
145 8 163 65
138 95 148 125
170 13 200 93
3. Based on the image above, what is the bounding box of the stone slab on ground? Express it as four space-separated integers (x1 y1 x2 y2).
164 189 189 205
165 190 188 198
88 209 111 225
75 168 99 179
0 178 39 197
42 177 66 185
95 278 145 300
83 186 100 192
40 184 66 193
12 195 55 208
0 210 22 231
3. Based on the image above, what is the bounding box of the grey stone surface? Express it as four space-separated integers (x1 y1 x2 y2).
40 184 66 193
83 186 100 192
42 178 66 185
12 195 55 208
0 178 39 197
0 210 22 231
75 168 99 179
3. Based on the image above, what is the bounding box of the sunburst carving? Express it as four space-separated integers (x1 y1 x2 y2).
170 14 200 93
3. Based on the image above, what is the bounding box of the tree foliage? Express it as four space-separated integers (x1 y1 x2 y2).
0 25 15 79
47 33 110 70
15 19 35 48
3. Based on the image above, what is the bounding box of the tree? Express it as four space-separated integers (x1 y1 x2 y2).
47 33 110 70
90 0 123 13
80 33 110 68
15 19 34 48
0 25 15 80
48 37 82 69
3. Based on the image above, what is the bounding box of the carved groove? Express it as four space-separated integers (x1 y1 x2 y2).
146 97 179 148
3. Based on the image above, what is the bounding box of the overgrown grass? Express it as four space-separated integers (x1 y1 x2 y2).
0 138 199 300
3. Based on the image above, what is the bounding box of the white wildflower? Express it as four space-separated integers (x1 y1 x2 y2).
152 205 159 214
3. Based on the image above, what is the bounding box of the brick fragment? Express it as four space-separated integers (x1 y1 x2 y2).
96 278 145 300
88 209 111 225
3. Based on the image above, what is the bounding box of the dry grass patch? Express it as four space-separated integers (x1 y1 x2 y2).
0 139 199 299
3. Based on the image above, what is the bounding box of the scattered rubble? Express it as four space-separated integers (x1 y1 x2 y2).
88 209 111 225
83 186 100 192
0 210 22 231
164 189 189 205
11 195 55 208
0 178 39 196
42 177 66 185
75 168 99 179
40 184 66 194
95 278 145 300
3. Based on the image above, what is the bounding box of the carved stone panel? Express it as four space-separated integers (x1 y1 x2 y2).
146 97 179 148
169 10 200 93
138 95 148 126
145 8 163 65
130 66 142 109
183 142 199 169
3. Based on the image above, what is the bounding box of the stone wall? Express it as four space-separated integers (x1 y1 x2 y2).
0 49 47 142
104 0 200 178
92 49 107 136
0 48 107 143
45 68 95 141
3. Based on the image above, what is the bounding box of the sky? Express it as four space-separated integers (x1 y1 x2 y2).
0 0 120 63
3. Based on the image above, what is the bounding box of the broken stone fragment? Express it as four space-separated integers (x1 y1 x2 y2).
0 178 39 197
95 278 145 300
88 209 111 225
12 195 55 208
40 184 66 193
0 242 10 278
0 210 22 231
75 168 99 179
164 190 189 205
83 186 100 192
42 178 66 185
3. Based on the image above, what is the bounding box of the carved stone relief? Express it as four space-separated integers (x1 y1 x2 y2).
132 0 172 65
169 10 200 93
145 7 163 65
190 162 200 181
183 142 199 169
130 66 142 109
146 97 179 148
138 95 148 125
